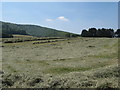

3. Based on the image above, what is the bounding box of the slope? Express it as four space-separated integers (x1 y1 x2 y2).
0 21 80 37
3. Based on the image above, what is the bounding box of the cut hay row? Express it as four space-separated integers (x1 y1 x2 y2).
2 37 66 43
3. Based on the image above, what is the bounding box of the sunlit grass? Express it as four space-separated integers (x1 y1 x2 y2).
2 37 118 88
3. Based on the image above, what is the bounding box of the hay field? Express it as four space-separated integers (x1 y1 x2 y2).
1 37 119 88
12 35 34 38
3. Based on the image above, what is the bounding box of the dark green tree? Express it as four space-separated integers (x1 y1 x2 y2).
88 28 97 37
81 28 115 38
0 32 13 38
81 29 89 37
115 29 120 37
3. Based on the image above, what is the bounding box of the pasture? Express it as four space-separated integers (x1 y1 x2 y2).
1 37 119 88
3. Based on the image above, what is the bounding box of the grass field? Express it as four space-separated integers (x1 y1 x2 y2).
1 37 119 88
13 34 34 38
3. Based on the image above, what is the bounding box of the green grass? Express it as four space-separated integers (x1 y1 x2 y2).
2 37 118 88
6 65 17 73
44 59 117 74
45 67 91 74
93 66 120 78
29 60 50 66
88 52 117 59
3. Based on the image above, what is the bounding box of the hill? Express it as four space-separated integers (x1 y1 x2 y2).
0 21 80 38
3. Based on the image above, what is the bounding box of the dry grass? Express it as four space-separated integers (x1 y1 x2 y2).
1 37 119 88
13 34 34 38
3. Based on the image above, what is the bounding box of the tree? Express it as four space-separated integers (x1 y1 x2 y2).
1 32 13 38
108 29 114 38
71 34 80 37
81 29 89 37
81 28 115 38
115 29 120 37
65 33 71 37
88 28 97 37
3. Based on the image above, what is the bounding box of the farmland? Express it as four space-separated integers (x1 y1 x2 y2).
1 37 119 88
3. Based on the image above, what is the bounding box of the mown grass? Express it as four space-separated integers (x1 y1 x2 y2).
45 67 91 74
27 60 50 66
2 37 66 43
13 34 33 38
6 65 17 73
2 37 119 88
88 52 117 59
93 66 120 78
44 58 116 74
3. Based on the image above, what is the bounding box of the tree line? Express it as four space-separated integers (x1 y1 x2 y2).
81 28 120 38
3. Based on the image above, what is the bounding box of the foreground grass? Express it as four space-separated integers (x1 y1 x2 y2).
1 37 119 88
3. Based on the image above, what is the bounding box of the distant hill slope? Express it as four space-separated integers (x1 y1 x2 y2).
0 21 80 38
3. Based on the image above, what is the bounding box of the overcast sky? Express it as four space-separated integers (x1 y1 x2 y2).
1 2 118 34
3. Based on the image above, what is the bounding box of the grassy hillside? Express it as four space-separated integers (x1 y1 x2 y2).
0 21 80 37
1 37 119 88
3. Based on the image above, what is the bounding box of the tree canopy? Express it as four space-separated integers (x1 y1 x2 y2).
81 28 117 38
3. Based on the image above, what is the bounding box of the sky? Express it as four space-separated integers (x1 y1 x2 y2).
1 2 118 34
